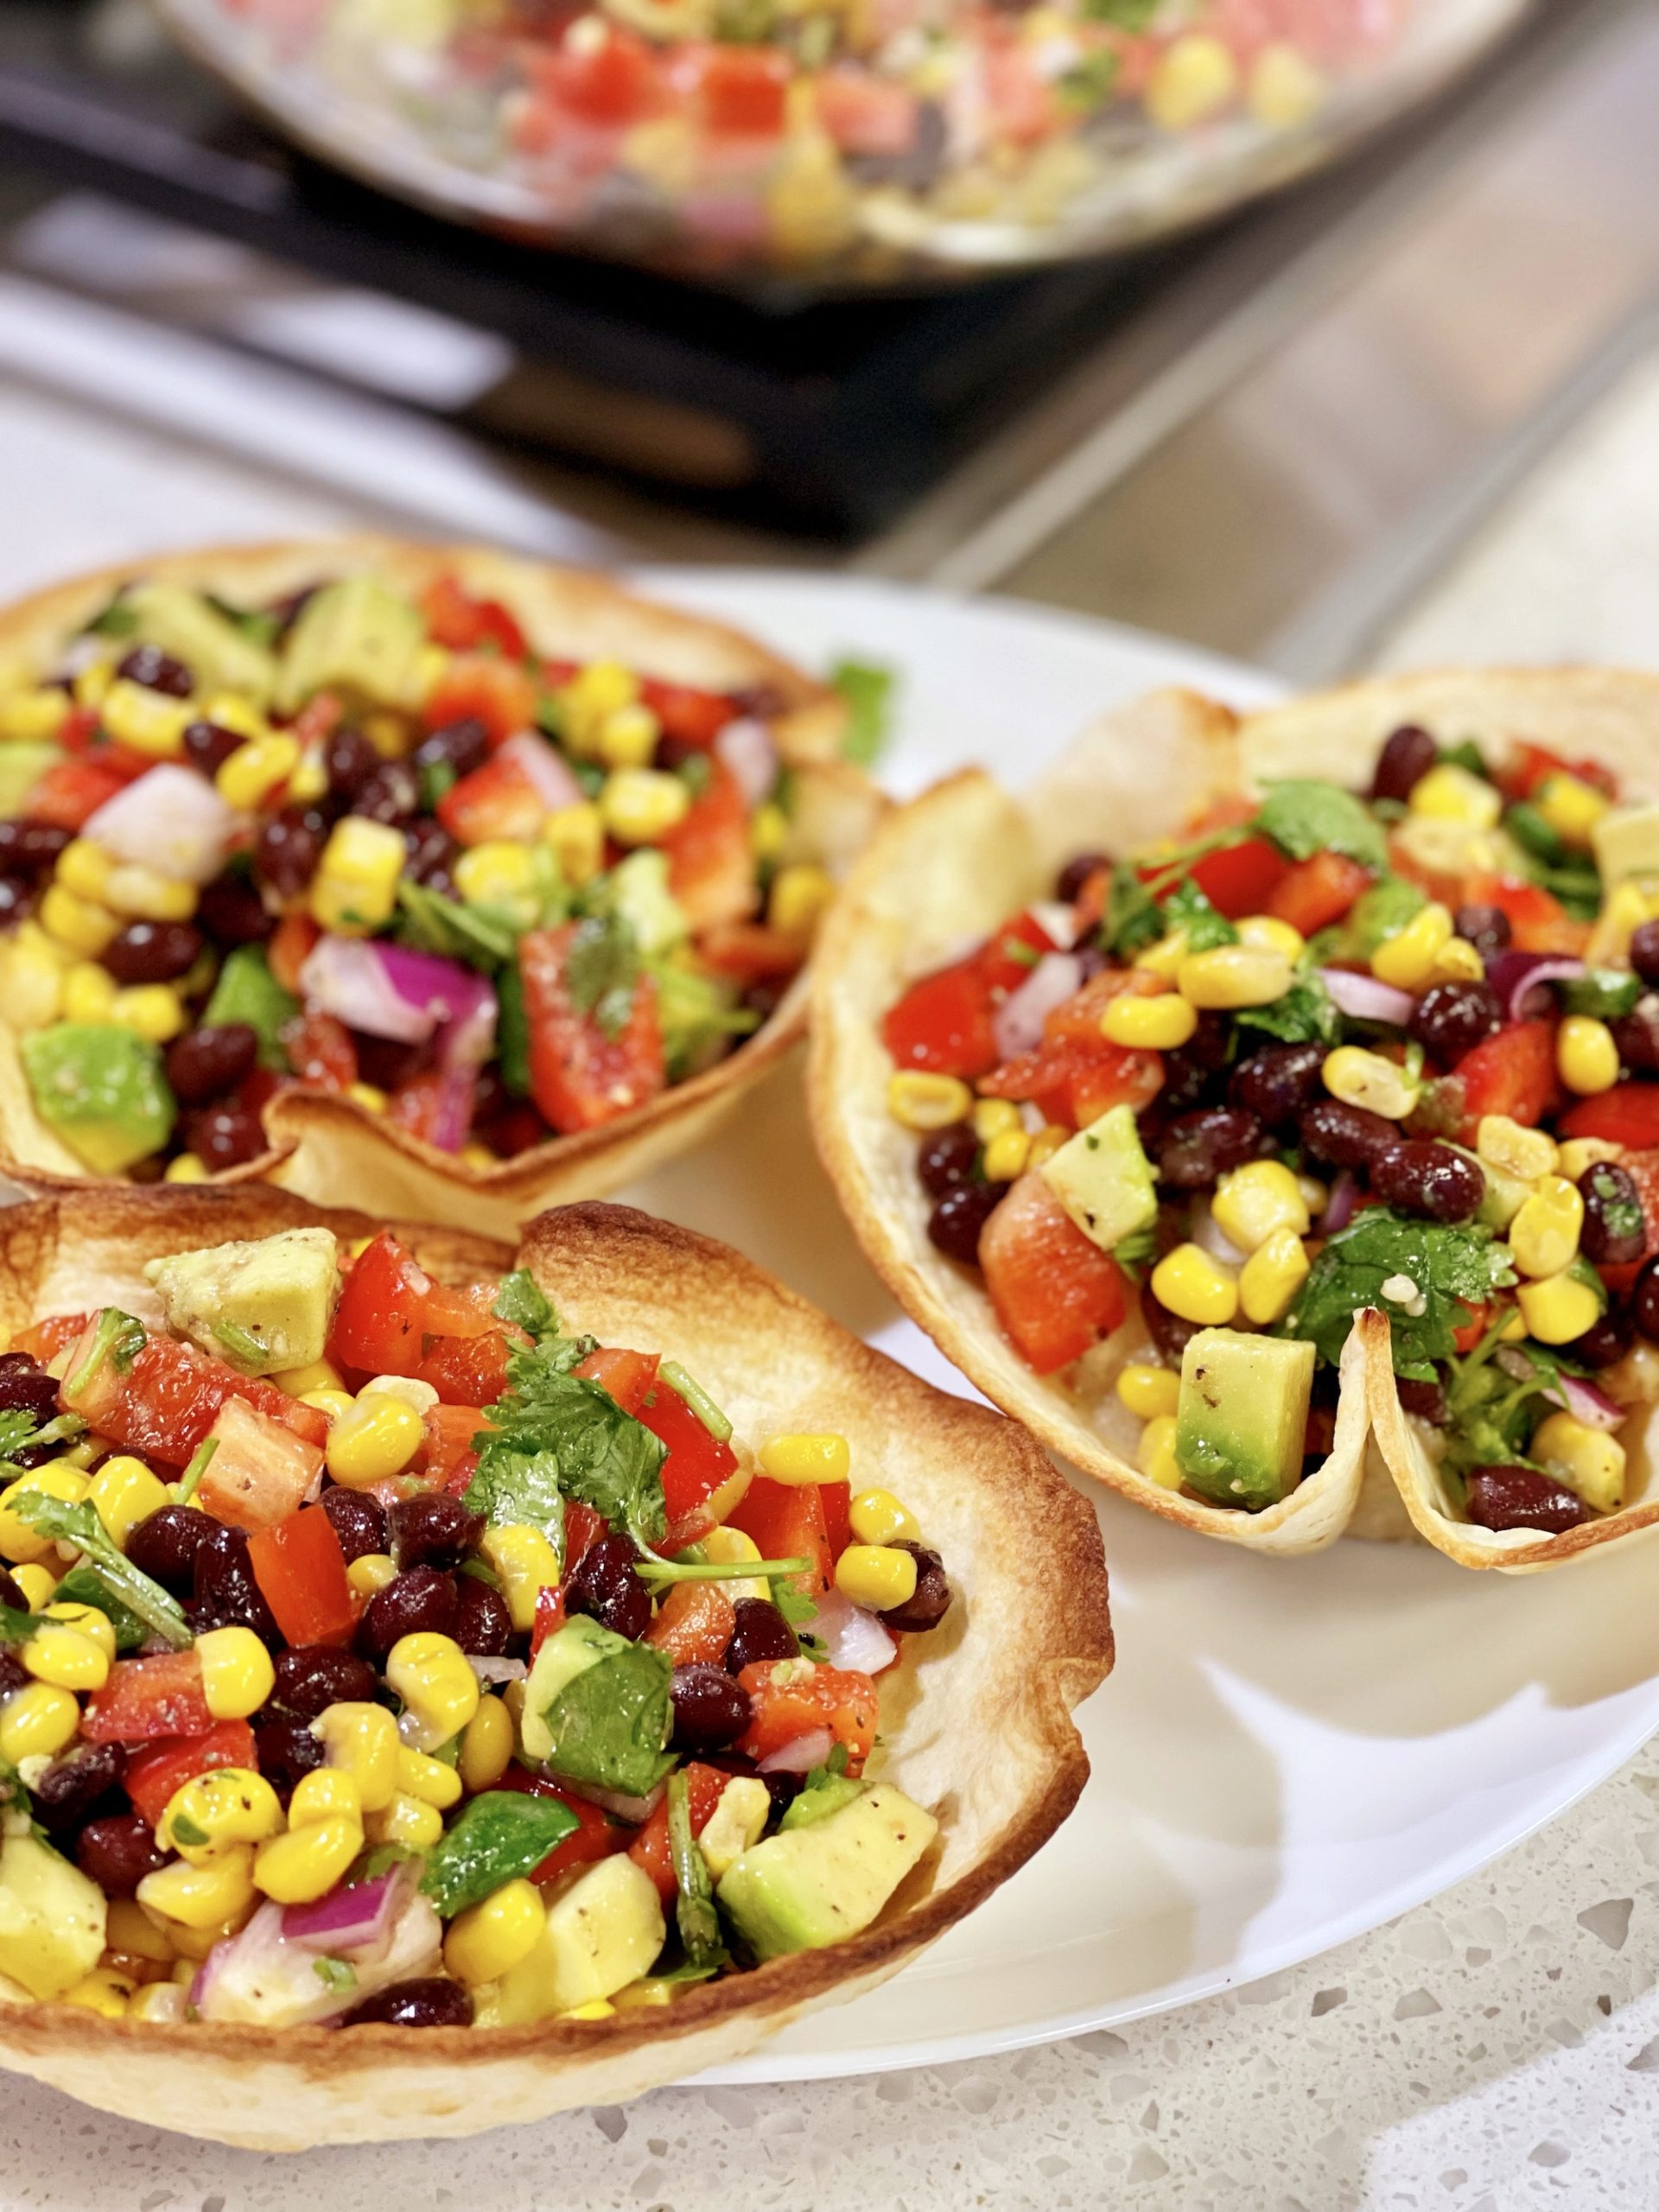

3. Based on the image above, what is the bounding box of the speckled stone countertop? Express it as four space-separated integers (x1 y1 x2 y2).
5 349 1659 2209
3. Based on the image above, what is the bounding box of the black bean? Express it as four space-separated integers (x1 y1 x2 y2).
182 721 245 780
565 1533 651 1643
415 718 489 783
0 819 72 874
253 1714 326 1799
351 760 419 826
33 1743 124 1838
117 644 193 697
390 1492 482 1573
1395 1376 1449 1426
350 1031 430 1094
127 1503 213 1598
1408 982 1503 1066
926 1181 1004 1266
0 1352 61 1430
1229 1043 1325 1129
1633 1258 1659 1344
878 1541 952 1633
0 1569 24 1618
670 1662 751 1751
1300 1098 1399 1171
1580 1161 1648 1268
195 872 273 947
1370 725 1440 804
321 1484 386 1563
916 1124 978 1198
190 1522 280 1644
271 1645 378 1721
341 1978 473 2028
1370 1141 1484 1223
760 1770 803 1824
166 1024 258 1107
1054 851 1109 904
1611 999 1659 1077
104 920 204 987
324 726 379 801
1156 1107 1270 1192
453 1577 512 1656
0 878 33 926
255 807 328 899
724 1596 798 1674
356 1567 458 1662
1574 1309 1633 1370
0 1652 23 1703
1452 902 1511 961
185 1101 269 1172
1141 1294 1198 1367
1465 1465 1590 1534
1630 921 1659 989
402 817 458 890
77 1813 166 1897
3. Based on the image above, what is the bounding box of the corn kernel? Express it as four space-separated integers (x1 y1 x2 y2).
0 1463 88 1564
39 883 118 957
700 1523 766 1605
1431 936 1487 983
1236 914 1305 963
0 685 69 743
313 1700 400 1812
751 802 787 863
459 1695 515 1795
108 1895 174 1965
397 1745 464 1810
1249 41 1324 128
386 1631 480 1752
769 864 835 938
1116 1364 1180 1421
1239 1227 1313 1325
43 1599 115 1656
215 733 300 811
1509 1175 1585 1281
595 702 660 770
1102 991 1198 1049
544 802 604 887
454 840 535 908
60 960 116 1024
111 983 186 1045
21 1622 106 1692
1370 901 1453 991
1533 1409 1625 1513
366 1791 445 1851
130 1981 188 2023
0 928 66 1029
1149 1243 1239 1326
10 1566 54 1611
478 1523 562 1633
1135 1414 1184 1491
289 1768 362 1827
343 1081 387 1117
100 679 193 760
887 1071 972 1131
164 1154 210 1184
1477 1115 1559 1181
138 1847 257 1931
445 1877 546 1985
160 1767 283 1861
971 1098 1021 1144
1558 1015 1620 1097
759 1433 851 1486
346 1552 397 1602
561 660 639 751
848 1487 920 1546
1135 930 1190 980
460 1141 497 1172
982 1126 1032 1183
1211 1159 1311 1254
1535 772 1609 847
302 1387 357 1425
60 1967 135 2018
0 1681 78 1763
104 864 197 923
1408 761 1502 829
1322 1045 1419 1121
1586 878 1656 967
287 743 328 805
326 1394 424 1489
82 1452 167 1550
272 1358 343 1398
199 690 265 741
1559 1137 1624 1181
835 1543 918 1611
196 1625 276 1721
55 839 112 901
1145 32 1238 130
1516 1271 1604 1346
309 817 405 937
252 1816 363 1907
1027 1123 1069 1170
600 767 690 847
1177 944 1293 1011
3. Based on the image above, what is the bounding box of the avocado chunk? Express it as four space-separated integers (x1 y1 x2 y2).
1039 1101 1157 1255
717 1782 938 1961
1459 1145 1529 1230
597 850 688 956
20 1023 175 1174
1175 1328 1316 1510
146 1226 341 1376
493 1854 665 2024
201 944 297 1071
0 1832 107 1999
780 1772 865 1832
1592 801 1659 886
274 575 425 715
0 741 61 819
521 1617 675 1798
119 582 277 706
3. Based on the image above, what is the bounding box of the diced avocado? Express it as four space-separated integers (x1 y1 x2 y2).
274 575 425 716
145 1226 341 1376
598 851 688 956
19 1024 175 1174
120 582 277 706
1039 1101 1157 1255
696 1775 772 1880
518 1617 617 1764
780 1773 866 1832
0 1832 106 1999
0 741 60 819
1592 801 1659 886
1175 1327 1316 1511
716 1782 938 1961
493 1853 665 2024
536 1633 675 1801
1452 1144 1529 1230
201 944 296 1071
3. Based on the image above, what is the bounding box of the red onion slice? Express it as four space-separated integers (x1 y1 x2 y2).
1496 1348 1626 1432
555 1777 666 1826
299 937 435 1044
812 1589 898 1675
992 948 1080 1060
1487 951 1586 1026
758 1727 834 1775
1317 968 1415 1027
1322 1170 1359 1235
283 1870 400 1955
84 764 238 884
498 730 582 813
715 716 779 806
467 1654 527 1685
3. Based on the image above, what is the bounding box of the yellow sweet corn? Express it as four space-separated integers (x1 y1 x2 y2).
834 1544 917 1611
1116 1365 1180 1421
887 1071 971 1130
1370 902 1453 991
1211 1160 1311 1254
1321 1045 1418 1121
1408 762 1502 829
1239 1228 1313 1326
1177 945 1292 1010
759 1433 851 1486
848 1488 920 1546
1557 1016 1619 1096
310 817 405 936
1135 1414 1184 1491
1149 1243 1239 1326
1102 992 1198 1050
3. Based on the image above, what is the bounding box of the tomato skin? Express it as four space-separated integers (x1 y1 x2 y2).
124 1719 257 1828
532 26 664 126
736 1661 878 1769
978 1171 1128 1374
728 1475 833 1598
420 575 528 663
574 1346 658 1412
638 677 733 748
1266 853 1371 935
683 43 790 136
1559 1083 1659 1150
24 756 132 830
420 1402 486 1491
62 1323 327 1469
1179 837 1288 920
283 1008 357 1092
646 1580 737 1666
1452 1301 1494 1354
84 1651 212 1745
978 1036 1162 1131
1465 875 1589 957
977 912 1058 995
1501 742 1618 804
530 1583 566 1659
520 922 666 1135
1452 1020 1560 1140
12 1313 87 1365
882 961 999 1080
424 654 538 749
328 1232 499 1376
700 922 805 986
246 1506 355 1647
563 1500 607 1573
496 1764 627 1882
437 750 547 847
660 761 755 932
627 1761 729 1902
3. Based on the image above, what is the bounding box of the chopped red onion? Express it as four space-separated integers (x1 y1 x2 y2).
715 717 779 806
1317 968 1415 1027
467 1654 527 1685
84 765 238 884
299 937 435 1044
992 950 1082 1060
283 1870 400 1955
1322 1169 1359 1235
1487 951 1586 1026
812 1590 898 1675
758 1728 834 1775
499 730 582 813
196 1887 442 2026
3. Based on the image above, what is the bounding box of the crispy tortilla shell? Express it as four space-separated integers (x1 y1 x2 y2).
0 539 881 1238
0 1185 1110 2145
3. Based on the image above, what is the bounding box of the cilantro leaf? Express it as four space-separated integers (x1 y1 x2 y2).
1439 739 1490 780
8 1492 191 1648
538 1642 676 1798
492 1268 556 1343
420 1791 580 1918
1080 0 1155 22
651 961 758 1084
565 913 641 1043
830 658 895 771
772 1583 819 1633
1254 781 1387 872
395 879 517 970
1236 974 1341 1047
1101 861 1164 958
62 1309 145 1401
666 1767 728 1971
314 1956 357 1993
1283 1209 1516 1382
1112 1224 1157 1282
1346 876 1427 959
1160 879 1237 953
467 1339 665 1552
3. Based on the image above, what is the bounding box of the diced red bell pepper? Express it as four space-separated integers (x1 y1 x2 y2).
528 24 664 127
699 922 806 986
645 1581 737 1666
124 1719 257 1828
978 1170 1128 1373
420 575 529 663
626 1762 729 1903
530 1582 566 1659
882 960 1000 1080
328 1231 500 1377
196 1395 325 1532
83 1651 212 1745
639 677 734 749
820 1479 852 1565
519 921 666 1135
24 756 133 830
267 909 321 996
574 1345 659 1411
1266 852 1372 936
638 1377 743 1545
437 748 549 848
420 1402 488 1491
1177 836 1288 920
1500 742 1618 804
660 760 756 931
1452 1020 1560 1141
563 1499 607 1573
246 1506 355 1646
1560 1083 1659 1150
497 1764 626 1881
728 1475 833 1598
424 653 538 749
736 1661 878 1770
283 1008 357 1093
978 1036 1163 1131
61 1321 327 1469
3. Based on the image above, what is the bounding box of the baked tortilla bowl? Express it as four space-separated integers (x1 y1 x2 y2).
0 1184 1111 2146
0 538 881 1243
1243 668 1659 1571
808 689 1377 1554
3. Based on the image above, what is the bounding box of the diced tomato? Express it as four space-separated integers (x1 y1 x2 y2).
574 1345 659 1412
1560 1083 1659 1150
520 920 666 1135
814 66 919 156
530 1582 566 1658
383 1068 474 1154
627 1761 729 1902
977 911 1058 996
420 575 529 663
660 760 755 931
531 25 664 127
1500 742 1618 804
328 1231 500 1378
979 1037 1163 1131
1181 836 1289 920
820 1479 851 1565
267 908 320 996
23 756 132 830
982 41 1062 143
61 1321 327 1469
1464 875 1589 957
424 653 539 750
283 1008 357 1093
737 1662 878 1770
728 1475 833 1598
58 713 150 785
882 960 1000 1080
1451 1020 1560 1141
1452 1301 1494 1355
124 1719 257 1828
1266 853 1372 936
496 1764 627 1880
699 922 806 986
246 1506 354 1645
978 1170 1128 1373
437 748 549 847
420 1402 488 1491
11 1313 87 1364
683 44 789 136
637 1376 743 1545
196 1395 325 1531
646 1581 736 1667
638 677 734 749
83 1651 212 1745
563 1500 607 1572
